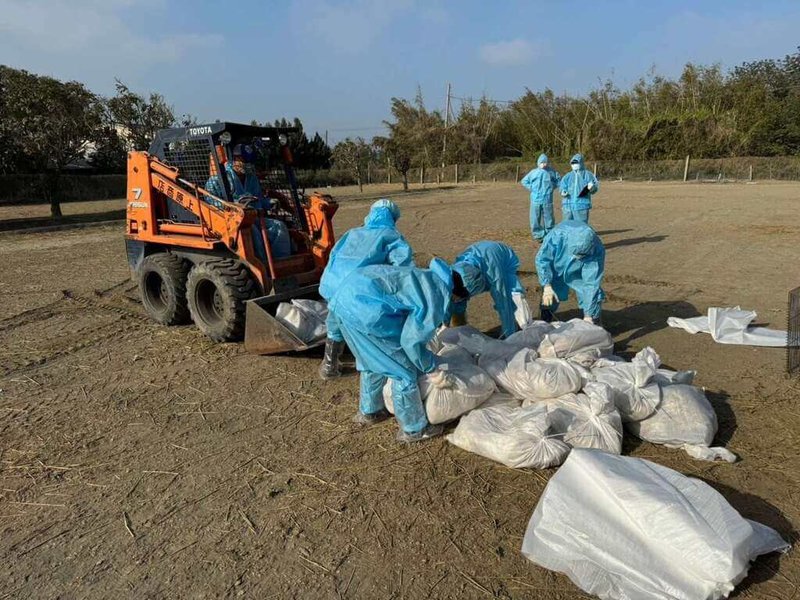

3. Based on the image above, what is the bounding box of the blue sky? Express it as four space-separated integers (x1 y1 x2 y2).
1 0 799 142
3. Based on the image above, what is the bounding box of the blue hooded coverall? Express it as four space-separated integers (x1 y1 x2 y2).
205 164 291 259
520 153 560 240
328 259 453 434
559 154 599 223
319 199 414 344
451 241 525 338
534 220 606 319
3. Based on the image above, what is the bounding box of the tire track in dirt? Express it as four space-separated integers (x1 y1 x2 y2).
0 287 152 377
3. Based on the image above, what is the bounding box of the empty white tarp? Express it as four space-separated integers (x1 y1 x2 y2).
668 306 787 347
521 449 790 600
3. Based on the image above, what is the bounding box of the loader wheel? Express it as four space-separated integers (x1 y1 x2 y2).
139 253 190 325
186 259 257 342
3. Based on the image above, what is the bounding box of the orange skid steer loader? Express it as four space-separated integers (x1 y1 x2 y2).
125 122 338 353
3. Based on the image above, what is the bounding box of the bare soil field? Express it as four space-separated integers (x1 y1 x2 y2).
0 181 798 599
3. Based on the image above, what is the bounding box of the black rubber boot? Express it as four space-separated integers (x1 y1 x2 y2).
318 339 345 380
540 306 555 323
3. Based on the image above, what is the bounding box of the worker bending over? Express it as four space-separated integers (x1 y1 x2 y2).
205 144 291 259
318 199 414 379
559 153 599 223
328 259 469 443
535 220 606 324
520 153 560 242
450 241 532 338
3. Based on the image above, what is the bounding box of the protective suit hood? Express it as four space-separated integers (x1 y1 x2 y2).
537 153 549 166
364 199 400 227
563 220 596 256
451 261 486 298
569 153 585 169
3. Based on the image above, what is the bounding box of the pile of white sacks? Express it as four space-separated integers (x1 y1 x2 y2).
389 319 737 468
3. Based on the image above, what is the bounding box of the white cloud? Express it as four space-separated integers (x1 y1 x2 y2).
479 39 543 67
0 0 222 93
289 0 416 54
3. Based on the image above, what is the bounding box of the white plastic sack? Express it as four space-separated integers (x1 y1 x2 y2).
383 361 496 425
436 343 476 365
274 299 328 343
591 347 662 422
504 321 554 350
668 306 788 347
447 403 570 469
539 319 614 367
655 368 696 386
527 382 623 454
522 450 789 600
480 392 521 410
435 326 510 360
626 384 737 463
483 349 582 400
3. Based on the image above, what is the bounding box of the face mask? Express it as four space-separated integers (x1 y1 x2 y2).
539 163 547 169
570 163 580 171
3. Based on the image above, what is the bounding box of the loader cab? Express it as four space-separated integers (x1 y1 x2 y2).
148 122 307 231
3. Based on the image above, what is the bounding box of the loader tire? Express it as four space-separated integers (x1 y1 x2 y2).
187 259 257 342
139 253 190 326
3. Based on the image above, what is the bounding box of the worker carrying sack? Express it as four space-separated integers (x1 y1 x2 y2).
274 299 328 343
526 382 623 454
383 352 496 425
522 450 789 600
625 384 737 462
483 349 583 400
447 403 570 469
590 347 662 422
538 319 614 367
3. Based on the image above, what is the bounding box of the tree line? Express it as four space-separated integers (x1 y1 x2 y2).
330 48 800 189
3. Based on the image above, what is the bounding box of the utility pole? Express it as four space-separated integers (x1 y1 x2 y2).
442 82 451 168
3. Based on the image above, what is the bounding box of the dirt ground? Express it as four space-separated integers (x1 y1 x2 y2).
1 181 798 599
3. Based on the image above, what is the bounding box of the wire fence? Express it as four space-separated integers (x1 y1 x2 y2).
3 155 800 205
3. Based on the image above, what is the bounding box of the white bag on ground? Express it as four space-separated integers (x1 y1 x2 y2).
483 349 582 400
435 326 510 361
668 306 788 347
591 347 662 422
383 361 496 425
504 321 554 350
626 384 737 462
480 392 521 410
447 404 570 469
436 343 476 365
274 299 328 343
527 382 623 454
522 449 789 600
538 319 614 367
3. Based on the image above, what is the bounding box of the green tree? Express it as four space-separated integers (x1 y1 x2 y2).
331 137 370 191
0 66 105 216
106 80 175 151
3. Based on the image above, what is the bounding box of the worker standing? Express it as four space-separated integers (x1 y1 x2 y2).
328 259 469 442
520 153 560 242
318 199 414 380
450 241 532 337
559 153 599 223
535 220 606 325
205 144 291 259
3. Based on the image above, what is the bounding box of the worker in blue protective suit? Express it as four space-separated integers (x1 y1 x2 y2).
559 153 599 223
535 220 606 324
328 258 470 443
450 241 532 338
318 198 414 380
205 144 291 260
520 153 560 241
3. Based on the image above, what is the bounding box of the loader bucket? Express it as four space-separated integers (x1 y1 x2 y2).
244 284 326 355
